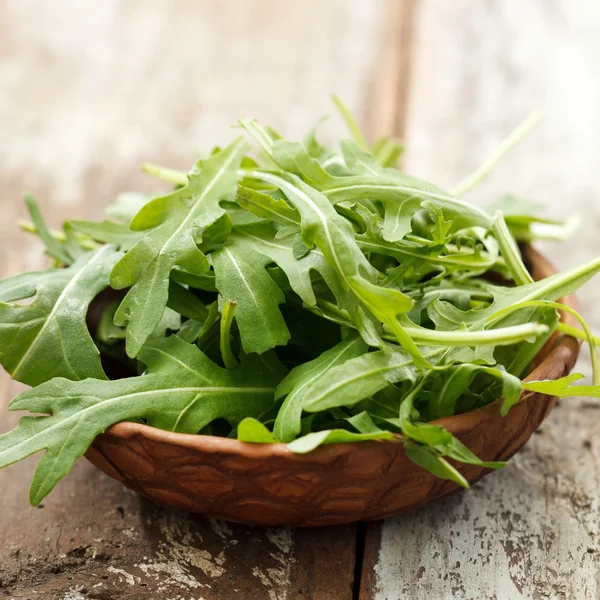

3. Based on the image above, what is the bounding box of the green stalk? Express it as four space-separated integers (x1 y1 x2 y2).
220 300 239 369
308 298 548 347
487 300 600 385
142 162 188 186
331 94 370 151
452 111 541 196
406 323 548 347
19 220 98 251
557 323 600 346
492 211 533 285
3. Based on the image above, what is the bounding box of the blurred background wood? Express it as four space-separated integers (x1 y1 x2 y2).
1 1 600 599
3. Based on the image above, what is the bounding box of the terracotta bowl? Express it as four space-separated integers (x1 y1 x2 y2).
86 247 580 527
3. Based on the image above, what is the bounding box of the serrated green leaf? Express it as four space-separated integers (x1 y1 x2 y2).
236 185 300 226
0 335 281 504
0 245 120 386
274 335 367 441
271 138 492 242
211 237 290 355
24 194 72 264
110 139 249 357
230 225 340 308
244 168 426 364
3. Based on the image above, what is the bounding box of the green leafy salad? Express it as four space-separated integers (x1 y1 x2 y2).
1 98 600 505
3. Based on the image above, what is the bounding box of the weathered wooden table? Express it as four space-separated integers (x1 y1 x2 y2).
1 1 599 598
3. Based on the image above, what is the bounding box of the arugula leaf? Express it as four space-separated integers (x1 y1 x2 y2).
0 335 281 504
171 268 217 292
230 225 340 307
403 442 469 488
0 245 120 386
372 136 404 168
422 200 453 247
288 428 395 453
276 341 445 443
274 335 367 441
244 169 426 364
70 219 143 250
429 257 600 338
237 417 278 443
355 203 499 272
395 379 504 484
167 280 208 322
211 234 290 355
24 195 73 264
425 363 522 419
110 138 249 357
523 373 600 397
269 137 492 242
236 185 300 226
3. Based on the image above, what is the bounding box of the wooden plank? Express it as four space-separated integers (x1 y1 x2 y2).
0 1 386 598
364 0 417 141
364 1 600 598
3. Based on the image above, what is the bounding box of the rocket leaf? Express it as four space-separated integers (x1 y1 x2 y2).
0 335 281 505
110 138 249 357
0 245 120 386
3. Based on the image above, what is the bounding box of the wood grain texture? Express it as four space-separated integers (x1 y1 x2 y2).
0 1 384 598
365 0 416 140
368 1 600 598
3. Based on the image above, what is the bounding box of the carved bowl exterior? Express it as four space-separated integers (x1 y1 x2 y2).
86 247 580 526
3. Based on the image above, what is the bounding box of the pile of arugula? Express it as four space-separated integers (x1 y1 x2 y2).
2 99 600 506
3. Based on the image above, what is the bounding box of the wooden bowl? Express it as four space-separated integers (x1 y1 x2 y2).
85 247 580 527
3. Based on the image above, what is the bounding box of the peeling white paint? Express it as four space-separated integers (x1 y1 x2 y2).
136 510 227 591
62 589 86 600
107 566 140 586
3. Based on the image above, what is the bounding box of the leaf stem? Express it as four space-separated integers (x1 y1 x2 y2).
452 111 541 197
238 118 275 155
142 162 189 186
487 300 600 385
220 300 239 369
557 322 600 346
406 322 548 347
18 220 98 250
492 211 534 285
308 299 548 347
331 95 370 151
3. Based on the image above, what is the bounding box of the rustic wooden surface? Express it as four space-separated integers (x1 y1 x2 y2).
1 1 600 599
365 1 600 599
0 1 383 598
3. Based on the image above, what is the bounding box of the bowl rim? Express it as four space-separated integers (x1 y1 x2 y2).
104 245 581 459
